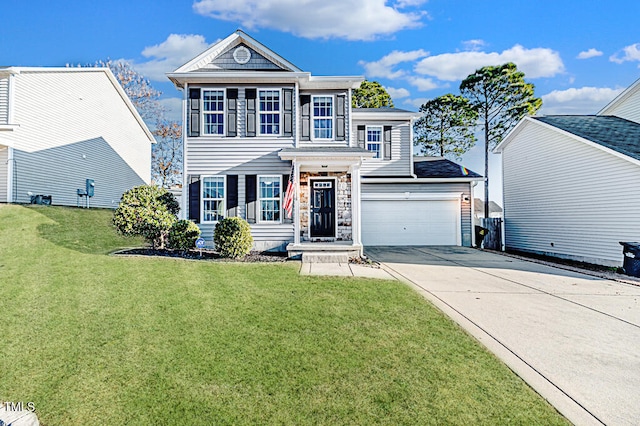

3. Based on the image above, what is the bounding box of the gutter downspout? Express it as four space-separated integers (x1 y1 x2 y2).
470 180 477 248
181 83 188 220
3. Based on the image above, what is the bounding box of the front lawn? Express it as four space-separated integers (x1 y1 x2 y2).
0 205 567 425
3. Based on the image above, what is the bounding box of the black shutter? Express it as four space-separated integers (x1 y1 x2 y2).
357 125 365 149
189 88 200 137
245 174 257 223
188 180 201 223
246 89 257 137
384 126 392 160
336 94 346 141
227 174 238 209
283 88 293 137
227 89 238 137
300 95 311 141
226 174 238 217
282 173 293 224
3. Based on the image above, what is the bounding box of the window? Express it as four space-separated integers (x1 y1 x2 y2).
258 176 281 222
203 90 224 135
202 176 225 222
366 126 383 159
313 96 333 139
259 90 280 135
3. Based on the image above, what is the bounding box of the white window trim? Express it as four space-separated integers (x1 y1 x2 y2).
312 95 334 141
202 89 226 136
366 125 383 160
201 175 226 223
258 88 282 137
257 174 283 224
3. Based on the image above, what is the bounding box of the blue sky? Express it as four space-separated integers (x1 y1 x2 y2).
2 0 640 201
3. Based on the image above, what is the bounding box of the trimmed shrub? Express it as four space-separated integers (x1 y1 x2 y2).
113 185 178 249
167 220 201 252
213 217 253 259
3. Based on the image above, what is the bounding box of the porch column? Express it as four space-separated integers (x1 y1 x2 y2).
293 160 301 245
350 162 362 245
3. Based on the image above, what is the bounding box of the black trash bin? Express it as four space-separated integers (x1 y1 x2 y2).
620 242 640 277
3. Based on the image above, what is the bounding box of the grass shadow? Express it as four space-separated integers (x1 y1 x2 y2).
31 205 145 255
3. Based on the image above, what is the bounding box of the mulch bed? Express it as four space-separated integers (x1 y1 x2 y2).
113 248 289 262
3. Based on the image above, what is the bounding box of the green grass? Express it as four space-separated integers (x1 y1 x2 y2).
0 205 567 425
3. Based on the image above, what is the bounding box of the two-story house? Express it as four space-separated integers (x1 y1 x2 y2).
168 31 481 258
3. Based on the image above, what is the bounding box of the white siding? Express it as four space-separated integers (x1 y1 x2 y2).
601 88 640 124
362 182 473 247
0 76 8 124
354 121 412 176
0 70 151 186
502 122 640 266
12 139 146 207
0 146 7 202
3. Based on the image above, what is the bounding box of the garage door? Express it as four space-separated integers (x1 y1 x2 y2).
361 198 460 246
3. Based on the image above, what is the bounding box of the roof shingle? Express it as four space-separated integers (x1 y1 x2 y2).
534 115 640 161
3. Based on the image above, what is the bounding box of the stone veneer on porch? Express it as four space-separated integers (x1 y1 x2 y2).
299 172 352 242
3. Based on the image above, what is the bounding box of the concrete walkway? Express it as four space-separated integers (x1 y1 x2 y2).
299 262 396 280
366 246 640 426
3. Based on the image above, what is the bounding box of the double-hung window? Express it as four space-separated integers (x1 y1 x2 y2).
258 175 281 223
259 90 280 135
202 176 225 222
313 96 333 139
366 126 383 159
203 90 224 135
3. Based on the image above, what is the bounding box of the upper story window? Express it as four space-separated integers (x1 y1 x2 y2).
258 175 281 223
203 90 224 135
367 126 383 159
313 96 333 139
259 90 280 135
202 176 225 222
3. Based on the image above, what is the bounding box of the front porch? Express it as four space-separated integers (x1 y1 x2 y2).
278 147 374 261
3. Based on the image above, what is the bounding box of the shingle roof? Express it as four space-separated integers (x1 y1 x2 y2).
413 157 482 178
354 107 415 113
534 115 640 161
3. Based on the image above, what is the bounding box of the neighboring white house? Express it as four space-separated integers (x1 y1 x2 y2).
167 30 482 255
495 77 640 266
0 67 154 208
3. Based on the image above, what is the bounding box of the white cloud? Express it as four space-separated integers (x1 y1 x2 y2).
192 0 426 40
539 87 623 115
386 86 410 100
462 39 485 52
403 97 429 109
407 76 442 91
415 44 564 81
610 43 640 65
359 49 429 79
131 34 211 81
159 97 184 122
577 48 602 59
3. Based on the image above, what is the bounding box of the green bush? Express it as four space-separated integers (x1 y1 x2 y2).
113 185 178 249
167 220 201 251
213 217 253 258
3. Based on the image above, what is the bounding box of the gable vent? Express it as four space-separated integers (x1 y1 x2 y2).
233 46 251 64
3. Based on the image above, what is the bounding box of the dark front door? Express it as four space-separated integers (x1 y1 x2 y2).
310 180 335 238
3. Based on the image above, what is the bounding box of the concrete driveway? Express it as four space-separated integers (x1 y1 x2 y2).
365 246 640 426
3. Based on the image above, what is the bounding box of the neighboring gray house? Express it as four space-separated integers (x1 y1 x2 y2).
473 198 503 220
0 67 154 208
168 31 482 256
495 77 640 266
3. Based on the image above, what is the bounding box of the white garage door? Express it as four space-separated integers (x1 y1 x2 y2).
361 198 460 246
